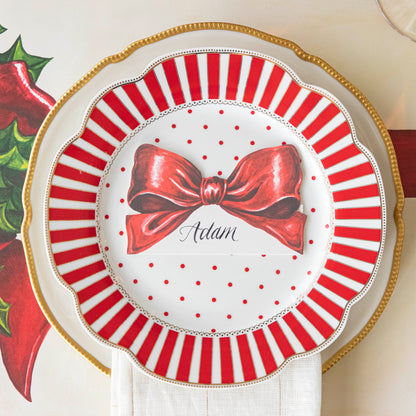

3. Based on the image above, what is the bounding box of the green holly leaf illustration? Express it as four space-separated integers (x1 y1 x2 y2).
0 36 52 83
0 295 11 337
0 25 7 35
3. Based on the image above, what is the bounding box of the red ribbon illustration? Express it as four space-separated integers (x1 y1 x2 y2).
126 144 306 254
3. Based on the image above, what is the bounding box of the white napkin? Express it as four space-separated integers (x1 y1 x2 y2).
111 350 321 416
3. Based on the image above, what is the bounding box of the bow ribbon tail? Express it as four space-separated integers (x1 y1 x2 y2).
126 209 196 254
223 209 306 254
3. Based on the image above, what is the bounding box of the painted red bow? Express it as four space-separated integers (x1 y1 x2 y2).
126 144 306 254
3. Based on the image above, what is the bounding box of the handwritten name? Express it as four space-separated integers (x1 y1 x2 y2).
179 221 238 243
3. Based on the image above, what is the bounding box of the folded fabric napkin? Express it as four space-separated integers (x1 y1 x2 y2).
111 350 321 416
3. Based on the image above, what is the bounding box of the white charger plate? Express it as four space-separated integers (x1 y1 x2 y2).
23 23 403 386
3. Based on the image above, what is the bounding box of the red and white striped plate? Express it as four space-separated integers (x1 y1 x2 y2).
45 49 385 386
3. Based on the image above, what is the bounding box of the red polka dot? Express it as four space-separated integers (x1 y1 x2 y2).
196 313 200 318
227 314 232 319
244 267 249 272
259 315 263 319
121 167 125 172
119 231 124 236
292 255 297 260
219 110 224 114
164 280 169 284
250 140 255 145
202 155 207 160
203 124 208 129
243 299 248 304
235 125 239 130
311 208 316 213
217 171 222 175
171 124 176 128
211 329 216 333
164 311 169 316
307 271 312 275
234 156 239 160
187 139 192 144
325 224 330 229
219 140 224 145
212 265 217 270
120 198 125 203
149 263 154 268
312 176 316 180
180 296 185 301
266 126 271 130
180 264 185 269
309 240 314 244
259 284 264 289
133 279 138 284
228 282 233 287
118 263 123 268
282 141 287 145
104 246 109 251
188 109 192 113
291 286 296 290
148 295 153 300
250 110 255 115
212 297 217 302
274 300 279 305
275 269 280 275
106 183 110 188
196 281 201 286
155 138 160 143
261 254 266 257
104 215 109 219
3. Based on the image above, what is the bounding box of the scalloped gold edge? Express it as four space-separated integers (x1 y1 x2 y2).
22 22 404 378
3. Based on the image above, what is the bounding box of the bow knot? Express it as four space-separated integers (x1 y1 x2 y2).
200 176 227 205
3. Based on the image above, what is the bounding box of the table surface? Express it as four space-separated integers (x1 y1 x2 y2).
0 1 415 415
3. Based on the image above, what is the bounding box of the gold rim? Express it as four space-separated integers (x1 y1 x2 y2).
22 22 404 378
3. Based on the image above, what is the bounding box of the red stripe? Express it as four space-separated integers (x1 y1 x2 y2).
318 274 358 301
321 143 361 169
283 312 317 350
253 329 277 374
296 301 334 339
53 243 100 266
333 183 380 202
236 334 256 381
207 53 220 99
258 65 284 109
312 121 350 153
49 208 95 221
162 59 185 105
50 227 96 243
61 260 106 285
118 314 148 349
83 290 123 325
81 128 116 156
143 70 169 112
302 103 341 140
328 162 374 185
137 323 163 365
64 144 107 171
199 337 213 384
289 92 322 128
176 335 195 382
334 226 381 241
219 337 234 384
308 289 343 320
268 321 295 359
154 330 179 377
243 57 264 103
90 107 126 142
331 242 378 263
50 185 96 203
226 54 242 100
184 55 202 101
98 303 135 339
335 206 381 219
274 81 301 117
77 276 113 304
122 83 154 120
54 164 100 187
102 90 140 130
325 258 370 284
